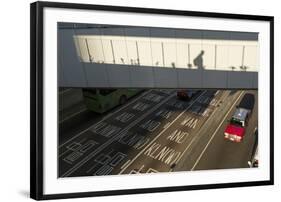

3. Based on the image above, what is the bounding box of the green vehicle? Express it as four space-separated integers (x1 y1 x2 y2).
82 88 143 113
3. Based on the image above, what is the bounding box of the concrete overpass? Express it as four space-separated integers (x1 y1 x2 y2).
58 23 258 89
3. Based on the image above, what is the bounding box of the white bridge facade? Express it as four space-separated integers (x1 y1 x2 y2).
58 23 258 89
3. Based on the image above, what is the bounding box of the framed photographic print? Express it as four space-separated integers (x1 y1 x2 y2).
30 1 274 200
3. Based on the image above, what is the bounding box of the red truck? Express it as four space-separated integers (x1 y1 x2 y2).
224 93 255 142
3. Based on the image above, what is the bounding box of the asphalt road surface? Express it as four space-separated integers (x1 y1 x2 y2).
58 89 258 177
186 90 258 171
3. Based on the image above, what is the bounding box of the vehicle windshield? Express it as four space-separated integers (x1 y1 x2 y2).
230 118 243 127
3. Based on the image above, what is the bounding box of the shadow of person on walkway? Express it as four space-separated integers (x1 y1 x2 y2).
193 50 205 70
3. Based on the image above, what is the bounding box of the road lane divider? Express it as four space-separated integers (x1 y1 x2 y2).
61 92 176 177
59 88 72 95
173 90 229 166
190 91 244 171
59 90 152 148
120 160 131 170
59 138 87 158
59 107 87 124
118 90 208 174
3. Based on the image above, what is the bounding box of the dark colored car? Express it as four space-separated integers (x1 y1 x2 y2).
177 90 199 100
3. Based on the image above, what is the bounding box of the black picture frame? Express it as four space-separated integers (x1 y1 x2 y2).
30 1 274 200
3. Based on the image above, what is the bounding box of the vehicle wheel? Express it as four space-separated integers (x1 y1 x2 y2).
119 95 127 105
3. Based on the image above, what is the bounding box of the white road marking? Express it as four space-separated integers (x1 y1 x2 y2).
61 92 175 177
129 170 138 174
120 160 131 170
118 133 150 150
155 109 173 119
180 116 198 129
140 120 161 132
137 165 145 173
109 152 127 167
63 152 82 164
59 138 87 157
147 168 158 173
59 107 87 123
79 140 98 153
115 112 135 123
59 88 72 95
163 122 171 129
92 124 121 138
143 93 164 102
190 91 244 171
59 90 151 148
94 165 113 176
167 130 189 144
132 102 150 111
201 108 212 117
168 94 225 170
118 91 207 174
173 91 228 165
144 143 182 166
